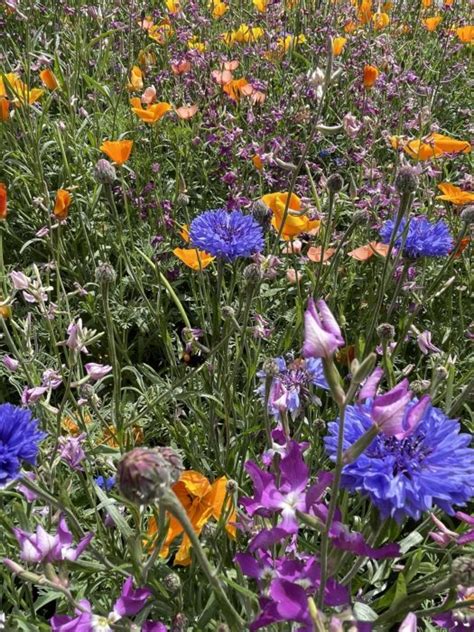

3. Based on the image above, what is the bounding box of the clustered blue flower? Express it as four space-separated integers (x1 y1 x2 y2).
325 402 474 522
379 216 453 258
0 403 46 486
189 209 264 261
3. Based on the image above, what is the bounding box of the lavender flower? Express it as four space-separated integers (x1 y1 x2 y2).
379 216 453 258
58 434 86 470
85 362 113 381
302 298 344 359
189 209 264 260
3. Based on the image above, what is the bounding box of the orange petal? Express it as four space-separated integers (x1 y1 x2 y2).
173 248 215 270
307 246 336 262
100 139 133 165
348 242 388 260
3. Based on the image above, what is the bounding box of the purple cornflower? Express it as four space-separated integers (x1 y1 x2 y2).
0 404 45 486
325 402 474 521
12 515 93 564
379 216 453 258
256 356 328 418
189 209 264 260
302 298 345 359
58 434 86 470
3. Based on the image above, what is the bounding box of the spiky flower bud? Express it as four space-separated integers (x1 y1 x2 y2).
395 166 418 194
221 305 235 319
263 358 280 377
94 159 117 185
434 366 448 382
460 205 474 225
411 379 431 395
163 572 181 593
243 263 263 283
451 555 474 587
171 613 188 632
118 447 183 505
95 262 117 285
251 200 272 232
225 479 238 494
327 173 344 194
377 323 395 341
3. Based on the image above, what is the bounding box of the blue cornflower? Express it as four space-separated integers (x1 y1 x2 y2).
325 403 474 522
257 356 328 418
95 475 116 491
0 403 46 486
189 209 264 261
379 216 453 258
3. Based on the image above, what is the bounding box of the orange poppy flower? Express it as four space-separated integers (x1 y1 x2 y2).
100 140 134 165
357 0 373 24
101 424 144 448
0 183 7 220
148 20 174 44
173 248 215 270
344 20 358 33
307 246 336 262
404 133 471 160
180 224 190 242
54 189 72 220
39 69 59 90
348 242 389 260
261 192 320 240
223 78 250 101
175 104 198 119
372 12 390 30
363 64 379 88
455 25 474 44
62 413 92 436
422 0 432 6
130 97 172 124
332 37 347 55
436 183 474 206
147 471 236 566
453 237 470 259
252 155 263 171
423 16 442 31
128 66 144 92
0 96 9 121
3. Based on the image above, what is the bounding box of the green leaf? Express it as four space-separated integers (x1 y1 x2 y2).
94 485 133 539
353 602 378 622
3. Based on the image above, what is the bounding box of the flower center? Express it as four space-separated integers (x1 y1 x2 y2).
368 431 432 476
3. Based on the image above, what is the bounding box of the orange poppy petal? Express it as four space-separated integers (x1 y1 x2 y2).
307 246 336 262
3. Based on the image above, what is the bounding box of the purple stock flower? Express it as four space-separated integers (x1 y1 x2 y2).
256 356 328 418
429 512 474 547
13 515 93 564
21 386 48 406
371 379 431 438
3 355 19 372
302 298 344 359
58 434 86 470
432 586 474 630
65 319 89 354
0 403 45 486
399 613 417 632
112 576 152 617
325 402 474 521
417 330 441 355
85 363 113 381
50 599 94 632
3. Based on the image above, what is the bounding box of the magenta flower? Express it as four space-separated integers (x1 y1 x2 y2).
429 512 474 547
21 386 48 406
12 516 93 564
371 379 431 438
302 298 344 359
112 576 152 617
50 599 94 632
58 434 86 470
84 362 112 381
3 356 19 372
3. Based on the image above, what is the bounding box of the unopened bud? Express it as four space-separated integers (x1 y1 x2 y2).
263 358 280 377
460 205 474 225
395 166 418 194
251 200 272 231
243 263 263 283
171 613 188 632
95 262 117 285
274 158 298 172
163 572 181 593
225 479 238 494
411 379 431 395
94 159 117 185
451 556 474 587
377 323 395 341
327 173 344 194
434 366 448 382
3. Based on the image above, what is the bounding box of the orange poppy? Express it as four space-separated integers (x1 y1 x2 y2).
128 66 144 92
422 0 432 6
261 192 320 240
0 96 9 121
423 16 442 31
372 12 390 30
54 189 72 220
0 305 12 319
130 97 172 124
100 140 134 165
348 242 389 260
455 25 474 44
147 471 236 566
62 413 92 436
173 248 215 270
344 20 358 33
180 224 190 242
332 37 347 55
222 78 250 101
0 183 7 220
148 20 174 44
391 133 471 160
252 155 263 171
453 237 470 259
39 69 59 90
175 104 198 119
436 183 474 206
363 64 379 88
307 246 336 262
357 0 373 24
101 424 144 448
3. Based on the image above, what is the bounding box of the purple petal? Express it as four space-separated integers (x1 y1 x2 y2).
358 367 384 401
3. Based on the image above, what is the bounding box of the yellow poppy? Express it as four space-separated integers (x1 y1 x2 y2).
173 248 215 270
211 0 228 18
0 182 7 220
261 192 320 239
423 16 442 31
188 36 207 52
372 12 390 30
253 0 268 11
224 24 265 45
148 20 174 44
128 66 143 92
100 140 134 165
363 64 379 88
436 183 474 206
130 97 172 124
39 69 59 90
332 37 347 55
147 471 236 566
165 0 182 13
0 72 43 106
54 189 72 220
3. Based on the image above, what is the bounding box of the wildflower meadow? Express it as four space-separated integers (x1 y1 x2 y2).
1 0 474 630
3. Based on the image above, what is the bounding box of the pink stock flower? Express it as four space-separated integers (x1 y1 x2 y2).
21 386 48 406
371 380 431 438
3 355 19 372
84 362 113 381
302 298 344 359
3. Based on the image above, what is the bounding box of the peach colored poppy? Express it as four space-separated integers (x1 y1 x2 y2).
147 471 236 566
348 242 389 260
212 69 233 85
141 86 157 105
307 246 336 262
224 60 239 71
261 192 320 239
130 97 172 124
0 182 7 220
250 90 266 104
54 189 72 221
100 140 134 165
39 69 59 90
171 60 192 75
436 183 474 206
173 248 215 270
175 104 198 119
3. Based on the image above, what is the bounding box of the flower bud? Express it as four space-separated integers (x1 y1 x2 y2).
327 174 344 194
411 379 431 395
434 366 448 382
94 159 117 185
377 323 395 341
251 200 272 231
95 262 117 285
221 306 235 319
451 555 474 587
263 358 280 377
460 205 474 225
118 447 183 505
163 572 181 593
225 479 238 494
243 263 263 283
171 613 188 632
395 166 418 194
